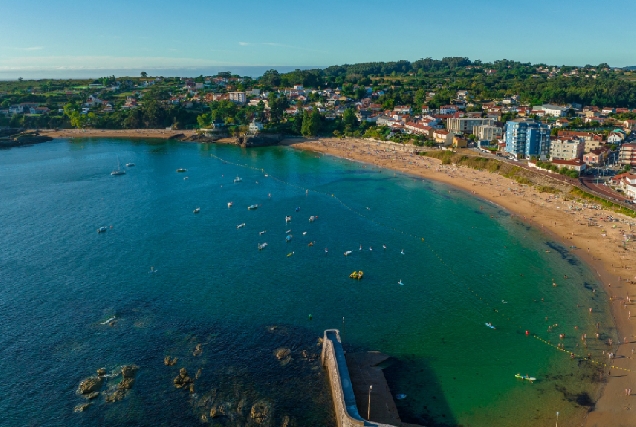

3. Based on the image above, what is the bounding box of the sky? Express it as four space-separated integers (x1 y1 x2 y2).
1 0 635 78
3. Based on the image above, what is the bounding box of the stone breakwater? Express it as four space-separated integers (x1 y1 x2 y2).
321 329 396 427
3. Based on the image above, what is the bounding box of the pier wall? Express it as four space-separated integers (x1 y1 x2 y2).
321 329 396 427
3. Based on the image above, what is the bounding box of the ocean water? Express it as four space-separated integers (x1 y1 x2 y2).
0 139 617 427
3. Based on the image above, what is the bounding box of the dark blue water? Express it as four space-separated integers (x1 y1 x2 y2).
0 139 615 426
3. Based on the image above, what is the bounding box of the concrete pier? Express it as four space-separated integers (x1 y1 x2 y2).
322 329 417 427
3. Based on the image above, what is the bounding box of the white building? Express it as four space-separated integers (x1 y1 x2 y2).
228 92 246 105
248 121 263 134
550 138 584 161
474 125 503 142
536 104 568 117
447 117 494 134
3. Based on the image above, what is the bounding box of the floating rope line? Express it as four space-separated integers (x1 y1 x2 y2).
210 153 626 371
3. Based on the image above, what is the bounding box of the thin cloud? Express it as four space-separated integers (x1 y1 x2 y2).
238 42 326 53
0 46 45 51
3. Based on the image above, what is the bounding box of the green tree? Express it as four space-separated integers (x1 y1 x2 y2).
343 108 357 128
141 71 148 78
300 110 312 136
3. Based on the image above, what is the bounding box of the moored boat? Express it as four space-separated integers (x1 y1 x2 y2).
177 168 187 173
97 226 108 233
248 204 258 210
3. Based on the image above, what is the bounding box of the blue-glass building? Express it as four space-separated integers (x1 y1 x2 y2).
505 119 551 159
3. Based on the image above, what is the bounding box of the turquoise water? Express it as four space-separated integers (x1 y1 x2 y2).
0 139 616 426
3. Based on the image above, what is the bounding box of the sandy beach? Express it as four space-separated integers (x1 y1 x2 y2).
41 130 636 425
286 137 636 427
40 128 197 140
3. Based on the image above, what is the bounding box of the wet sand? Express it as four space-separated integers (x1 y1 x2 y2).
288 137 636 427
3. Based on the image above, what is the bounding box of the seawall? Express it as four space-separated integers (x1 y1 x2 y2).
321 329 396 427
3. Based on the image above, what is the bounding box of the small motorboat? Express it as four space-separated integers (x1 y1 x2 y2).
485 323 496 329
285 216 292 223
309 216 316 222
237 223 246 229
264 174 268 177
234 176 242 183
97 226 108 233
126 163 135 167
398 280 404 286
193 207 200 214
259 230 267 235
308 241 314 247
183 177 189 180
177 168 187 173
148 266 157 274
248 204 258 210
344 251 352 256
286 229 291 234
514 374 536 383
228 202 233 208
295 207 300 212
286 235 292 242
287 252 294 257
395 394 407 400
258 243 268 250
325 248 328 254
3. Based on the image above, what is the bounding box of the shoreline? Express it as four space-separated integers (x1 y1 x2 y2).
286 137 636 427
40 130 636 425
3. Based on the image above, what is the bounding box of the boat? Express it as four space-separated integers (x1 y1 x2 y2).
259 230 267 235
126 163 135 167
228 202 233 208
97 226 108 233
349 271 364 280
264 174 268 177
287 252 294 257
302 232 307 235
485 323 496 329
285 216 292 222
308 241 314 247
285 229 291 234
286 235 292 242
295 207 300 212
248 204 258 210
258 243 268 250
514 374 536 383
344 251 352 256
234 176 242 183
237 223 245 229
309 216 316 222
193 207 200 214
183 177 189 180
398 280 404 286
111 156 126 176
176 168 187 173
395 394 407 400
148 266 157 274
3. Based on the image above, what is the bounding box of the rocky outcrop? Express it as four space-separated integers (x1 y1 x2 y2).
164 356 178 366
174 367 193 389
74 403 91 412
77 376 103 395
121 365 138 379
193 343 203 357
250 399 272 424
0 131 53 148
275 348 291 360
238 134 283 148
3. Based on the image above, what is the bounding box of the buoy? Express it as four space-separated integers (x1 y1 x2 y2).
526 330 530 335
308 314 313 320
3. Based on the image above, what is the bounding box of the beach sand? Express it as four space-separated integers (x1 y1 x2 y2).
41 130 636 425
40 128 196 140
286 137 636 427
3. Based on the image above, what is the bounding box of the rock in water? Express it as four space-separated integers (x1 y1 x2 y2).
193 343 203 357
84 392 99 400
96 368 106 376
104 389 125 403
77 376 103 395
173 368 193 389
121 365 138 378
118 377 134 390
74 403 91 412
163 356 171 366
195 368 202 379
274 348 291 360
250 400 272 424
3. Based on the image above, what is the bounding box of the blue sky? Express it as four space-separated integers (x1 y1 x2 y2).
1 0 635 74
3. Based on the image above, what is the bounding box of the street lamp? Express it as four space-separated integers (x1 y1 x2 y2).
556 411 559 427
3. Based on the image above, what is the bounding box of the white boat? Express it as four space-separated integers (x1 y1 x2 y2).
285 216 292 222
237 223 245 229
259 230 267 235
111 157 126 176
258 243 268 250
97 226 107 233
398 280 404 286
285 229 291 234
126 163 135 167
344 251 352 256
193 207 200 214
485 323 496 329
309 216 316 222
234 176 242 183
286 235 293 242
228 202 233 208
248 204 258 210
176 168 187 173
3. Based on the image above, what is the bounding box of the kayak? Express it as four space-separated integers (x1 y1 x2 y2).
485 323 496 329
